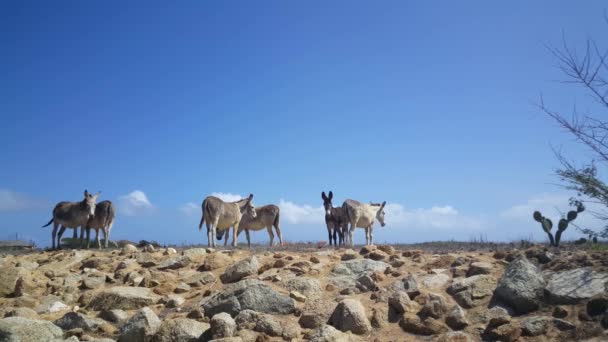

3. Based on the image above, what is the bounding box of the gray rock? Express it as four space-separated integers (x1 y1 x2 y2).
210 312 236 339
136 253 159 267
4 307 40 320
118 307 161 342
421 273 451 289
283 277 321 297
0 317 64 342
553 318 576 331
184 272 216 287
0 267 24 297
356 274 377 292
332 259 389 276
36 300 69 314
166 294 185 308
201 279 295 317
151 318 209 342
220 256 259 283
99 309 128 323
388 291 412 314
436 331 475 342
182 248 207 258
299 312 325 329
494 257 545 314
521 316 550 336
54 312 104 331
419 293 448 319
467 262 493 276
157 256 191 270
82 275 106 289
328 299 371 335
234 310 300 339
447 274 495 308
445 305 468 330
308 325 350 342
545 268 608 304
89 286 160 310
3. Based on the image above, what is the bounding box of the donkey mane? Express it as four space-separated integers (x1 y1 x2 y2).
369 202 382 206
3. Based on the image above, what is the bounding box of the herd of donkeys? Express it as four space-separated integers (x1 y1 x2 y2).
42 190 387 250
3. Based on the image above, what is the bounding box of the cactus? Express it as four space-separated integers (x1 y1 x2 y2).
533 202 585 247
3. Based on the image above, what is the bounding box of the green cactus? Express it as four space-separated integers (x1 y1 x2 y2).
533 202 584 247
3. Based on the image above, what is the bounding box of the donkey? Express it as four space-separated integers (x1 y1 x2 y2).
322 191 349 246
234 204 282 247
198 194 256 247
82 200 115 249
42 190 101 250
343 199 386 246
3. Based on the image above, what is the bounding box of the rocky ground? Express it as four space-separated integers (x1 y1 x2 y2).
0 243 607 341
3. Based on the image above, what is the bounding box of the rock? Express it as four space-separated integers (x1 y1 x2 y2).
174 282 191 294
157 256 191 270
121 244 138 254
388 291 414 315
210 313 236 339
367 250 388 261
308 325 350 342
341 250 358 261
151 318 209 342
377 244 395 255
333 259 389 276
446 305 469 330
118 307 161 342
143 244 155 253
164 248 177 255
421 273 451 289
0 317 64 342
355 274 377 292
99 309 128 323
418 293 448 319
299 312 325 329
483 322 521 342
201 253 232 271
467 262 493 276
184 272 216 287
447 275 495 308
553 306 568 318
401 274 420 298
136 253 159 267
283 277 321 297
82 275 106 289
234 310 300 339
328 299 371 335
16 261 39 271
201 279 295 317
54 312 104 332
586 296 608 316
89 287 160 311
166 294 185 308
553 318 576 331
4 307 40 320
220 256 259 283
37 301 69 314
289 291 307 302
0 267 24 297
521 316 550 336
399 313 447 335
209 338 242 342
545 268 608 304
182 248 207 258
494 257 545 314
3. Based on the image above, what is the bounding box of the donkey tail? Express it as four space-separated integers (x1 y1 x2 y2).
42 218 54 228
273 210 280 229
106 202 116 229
198 199 206 230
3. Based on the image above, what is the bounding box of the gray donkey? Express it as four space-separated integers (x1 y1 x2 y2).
198 194 256 247
322 191 349 246
343 199 386 247
82 200 115 249
235 204 283 247
42 190 101 250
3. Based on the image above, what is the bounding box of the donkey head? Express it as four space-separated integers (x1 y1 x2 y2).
375 201 387 227
321 191 333 216
83 190 101 217
241 194 256 218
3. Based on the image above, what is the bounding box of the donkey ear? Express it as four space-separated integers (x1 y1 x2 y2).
381 201 386 209
328 191 333 200
84 190 89 197
322 192 327 200
248 194 254 201
95 191 102 199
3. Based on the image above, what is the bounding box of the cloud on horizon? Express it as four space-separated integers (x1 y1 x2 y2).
0 189 44 211
179 202 199 216
118 190 155 216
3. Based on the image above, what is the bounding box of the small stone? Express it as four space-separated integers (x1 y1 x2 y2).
210 312 236 339
289 291 307 303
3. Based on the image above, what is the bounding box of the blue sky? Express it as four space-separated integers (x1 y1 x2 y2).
2 1 607 247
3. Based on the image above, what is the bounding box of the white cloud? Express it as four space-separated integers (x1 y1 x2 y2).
179 202 199 216
0 189 40 211
384 203 483 230
210 192 244 202
118 190 155 216
278 199 325 224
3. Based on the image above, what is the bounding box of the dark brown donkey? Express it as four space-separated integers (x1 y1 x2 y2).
322 191 348 246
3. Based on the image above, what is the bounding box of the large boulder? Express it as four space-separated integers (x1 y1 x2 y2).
151 318 209 342
328 299 371 335
118 307 161 342
0 317 64 342
220 256 259 283
447 275 495 308
88 287 160 310
210 313 236 339
545 268 608 304
494 257 545 314
201 279 295 317
283 277 321 297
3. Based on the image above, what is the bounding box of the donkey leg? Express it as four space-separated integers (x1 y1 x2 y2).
369 225 374 246
57 226 66 250
274 223 283 246
224 228 230 246
51 223 58 250
86 227 92 249
326 224 333 246
96 229 102 249
265 226 273 246
232 225 238 247
206 222 213 247
349 223 355 247
246 229 253 247
104 223 112 248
